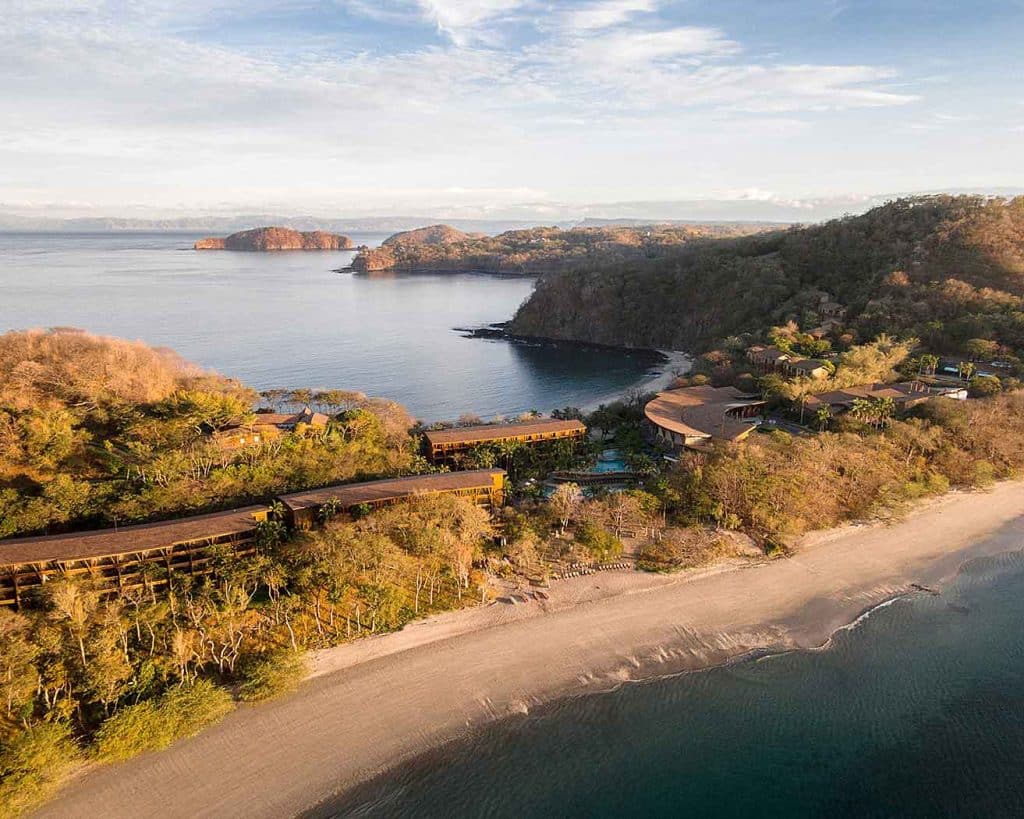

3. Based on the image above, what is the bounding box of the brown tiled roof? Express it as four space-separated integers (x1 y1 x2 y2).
424 419 586 446
787 358 830 373
747 345 790 362
804 382 928 410
251 413 294 426
0 506 267 567
277 469 506 511
644 386 764 441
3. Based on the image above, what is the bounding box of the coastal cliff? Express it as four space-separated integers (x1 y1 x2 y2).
349 223 762 274
509 195 1024 352
195 227 352 251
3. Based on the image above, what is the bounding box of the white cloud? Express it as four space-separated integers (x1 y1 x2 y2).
0 0 936 212
573 26 739 65
414 0 526 43
561 0 656 31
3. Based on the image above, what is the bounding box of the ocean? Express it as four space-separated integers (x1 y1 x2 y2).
327 549 1024 818
0 231 661 421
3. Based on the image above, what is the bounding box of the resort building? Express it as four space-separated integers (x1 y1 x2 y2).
803 381 933 414
781 358 831 379
644 385 765 450
0 506 269 610
277 469 507 529
0 470 508 609
423 419 587 464
747 345 791 370
747 345 830 379
212 407 330 451
253 407 330 430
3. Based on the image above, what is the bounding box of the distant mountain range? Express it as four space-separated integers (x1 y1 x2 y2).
1 188 1020 233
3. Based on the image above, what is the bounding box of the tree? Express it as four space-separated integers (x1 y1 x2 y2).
968 375 1002 397
0 611 39 722
814 406 832 431
548 483 582 533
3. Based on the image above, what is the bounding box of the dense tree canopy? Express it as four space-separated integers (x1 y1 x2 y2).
0 329 418 537
510 196 1024 366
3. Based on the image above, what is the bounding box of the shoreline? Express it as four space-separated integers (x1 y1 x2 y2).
36 481 1024 819
455 321 690 416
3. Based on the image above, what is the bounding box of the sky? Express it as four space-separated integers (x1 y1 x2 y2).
2 0 1023 221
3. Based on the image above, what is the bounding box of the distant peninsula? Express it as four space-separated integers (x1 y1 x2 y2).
348 222 768 274
195 226 353 251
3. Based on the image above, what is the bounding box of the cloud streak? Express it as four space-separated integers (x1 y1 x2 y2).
4 0 979 213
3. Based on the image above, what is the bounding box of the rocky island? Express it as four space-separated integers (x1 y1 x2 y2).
348 222 769 274
195 226 352 251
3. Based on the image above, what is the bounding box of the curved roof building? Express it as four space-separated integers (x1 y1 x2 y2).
644 385 765 449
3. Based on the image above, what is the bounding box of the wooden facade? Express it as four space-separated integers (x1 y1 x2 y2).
0 507 269 610
1 471 509 610
278 469 506 529
423 419 587 463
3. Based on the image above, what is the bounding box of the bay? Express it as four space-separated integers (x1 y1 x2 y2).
0 231 661 421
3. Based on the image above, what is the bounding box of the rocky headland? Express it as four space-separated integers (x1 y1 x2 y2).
195 227 353 251
348 222 761 274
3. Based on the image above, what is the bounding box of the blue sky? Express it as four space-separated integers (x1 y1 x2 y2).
2 0 1022 220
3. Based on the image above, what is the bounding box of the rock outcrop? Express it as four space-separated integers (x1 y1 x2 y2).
194 227 352 251
381 224 475 248
350 224 482 272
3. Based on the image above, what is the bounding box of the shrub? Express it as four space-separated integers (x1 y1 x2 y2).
574 521 623 562
0 722 81 818
637 528 729 572
968 375 1002 398
93 679 233 763
237 650 307 703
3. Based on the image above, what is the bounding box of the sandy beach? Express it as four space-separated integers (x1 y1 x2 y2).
580 348 692 414
37 481 1024 819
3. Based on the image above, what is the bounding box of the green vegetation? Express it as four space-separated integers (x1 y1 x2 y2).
4 224 1024 812
0 489 498 812
0 722 80 818
0 329 420 537
236 650 307 703
93 680 234 762
660 392 1024 550
510 196 1024 371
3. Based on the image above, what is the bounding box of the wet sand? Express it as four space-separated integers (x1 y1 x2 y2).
37 481 1024 819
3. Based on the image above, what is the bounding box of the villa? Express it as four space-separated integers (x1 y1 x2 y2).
747 345 830 378
644 385 765 450
803 381 932 414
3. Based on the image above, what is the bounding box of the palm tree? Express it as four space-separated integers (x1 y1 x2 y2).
814 406 832 431
871 396 896 428
959 361 976 382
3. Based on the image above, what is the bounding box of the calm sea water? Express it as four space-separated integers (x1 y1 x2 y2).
328 549 1024 818
0 232 660 421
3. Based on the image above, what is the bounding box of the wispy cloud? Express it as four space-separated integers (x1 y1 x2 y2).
4 0 973 212
560 0 657 31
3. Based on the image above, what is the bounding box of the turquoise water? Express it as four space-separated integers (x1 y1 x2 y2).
326 549 1024 818
593 449 629 473
0 232 660 421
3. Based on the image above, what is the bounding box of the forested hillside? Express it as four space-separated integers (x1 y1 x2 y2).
509 196 1024 360
0 329 416 537
349 222 771 273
